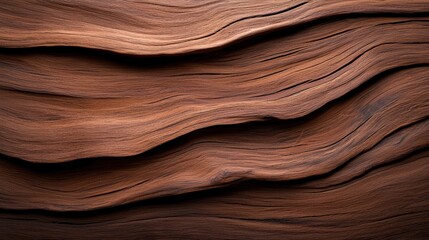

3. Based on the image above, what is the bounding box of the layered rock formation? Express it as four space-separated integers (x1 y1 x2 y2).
0 1 428 239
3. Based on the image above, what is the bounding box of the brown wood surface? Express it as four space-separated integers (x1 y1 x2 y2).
0 1 428 239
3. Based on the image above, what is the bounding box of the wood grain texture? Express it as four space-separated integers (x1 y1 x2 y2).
0 1 428 239
1 0 429 55
1 151 428 239
1 67 428 211
1 17 429 162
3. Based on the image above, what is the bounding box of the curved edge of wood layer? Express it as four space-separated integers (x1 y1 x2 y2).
1 150 428 239
1 66 427 211
1 18 428 162
1 1 429 55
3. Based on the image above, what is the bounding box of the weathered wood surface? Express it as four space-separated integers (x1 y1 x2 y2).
0 1 428 239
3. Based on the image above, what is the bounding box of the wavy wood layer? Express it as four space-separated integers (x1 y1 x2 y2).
0 1 428 239
1 67 427 211
1 17 429 162
2 151 428 239
2 0 429 55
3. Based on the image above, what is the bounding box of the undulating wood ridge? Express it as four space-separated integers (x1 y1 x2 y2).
0 1 428 239
2 0 429 55
2 17 429 162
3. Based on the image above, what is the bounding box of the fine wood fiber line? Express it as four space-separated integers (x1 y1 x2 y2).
1 17 429 162
0 1 428 239
1 0 429 55
0 67 428 211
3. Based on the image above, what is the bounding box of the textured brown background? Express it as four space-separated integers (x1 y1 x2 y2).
0 1 428 239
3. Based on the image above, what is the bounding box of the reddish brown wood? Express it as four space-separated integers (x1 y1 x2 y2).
0 1 428 239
